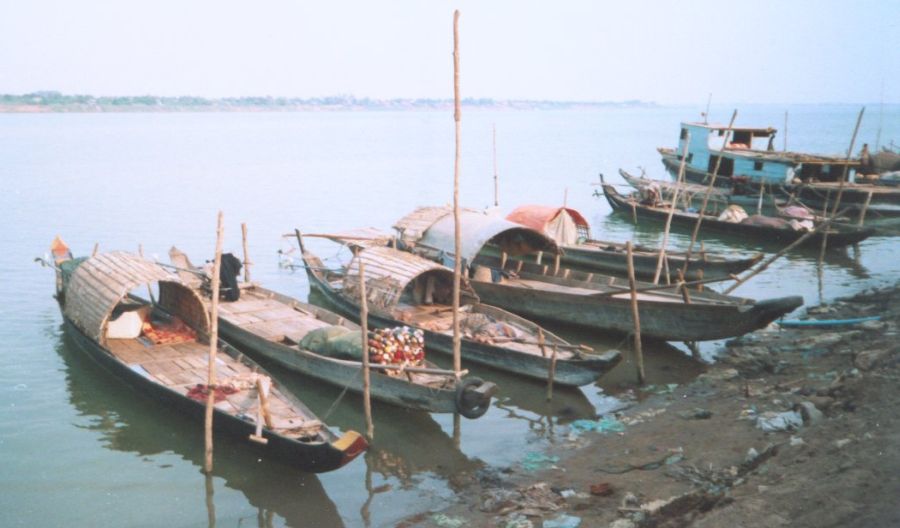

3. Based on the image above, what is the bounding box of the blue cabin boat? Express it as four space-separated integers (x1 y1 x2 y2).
658 122 858 187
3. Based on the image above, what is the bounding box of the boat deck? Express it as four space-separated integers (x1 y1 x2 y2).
106 337 322 438
394 302 574 359
219 289 334 343
222 288 452 389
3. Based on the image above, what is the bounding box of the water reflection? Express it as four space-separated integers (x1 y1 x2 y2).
56 329 345 528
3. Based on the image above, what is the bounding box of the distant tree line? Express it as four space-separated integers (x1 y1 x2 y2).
0 91 655 111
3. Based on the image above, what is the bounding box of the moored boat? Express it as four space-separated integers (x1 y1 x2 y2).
601 179 876 249
46 238 366 473
392 207 804 342
167 248 497 418
298 237 621 387
657 121 900 209
504 203 761 280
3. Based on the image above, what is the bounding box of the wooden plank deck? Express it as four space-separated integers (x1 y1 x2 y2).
105 337 320 437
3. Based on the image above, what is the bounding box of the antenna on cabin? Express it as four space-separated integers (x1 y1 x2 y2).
875 77 884 151
702 93 712 124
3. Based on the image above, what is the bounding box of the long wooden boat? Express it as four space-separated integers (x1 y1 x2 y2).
392 207 804 342
167 248 496 418
601 179 876 249
298 239 621 387
656 121 900 209
504 203 761 281
48 239 365 473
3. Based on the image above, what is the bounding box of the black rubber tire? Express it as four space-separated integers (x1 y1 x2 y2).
455 377 491 419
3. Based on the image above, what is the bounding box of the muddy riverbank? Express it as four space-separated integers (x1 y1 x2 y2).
404 283 900 528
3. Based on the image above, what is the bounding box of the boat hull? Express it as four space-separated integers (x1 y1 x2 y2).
603 183 875 248
218 318 460 414
61 316 363 473
304 264 619 386
660 148 900 208
469 278 801 342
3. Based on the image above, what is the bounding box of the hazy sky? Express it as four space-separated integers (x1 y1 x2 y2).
1 0 897 104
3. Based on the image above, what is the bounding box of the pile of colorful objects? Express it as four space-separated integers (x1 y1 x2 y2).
368 327 425 372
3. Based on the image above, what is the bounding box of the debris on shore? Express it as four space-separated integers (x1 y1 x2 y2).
405 284 900 527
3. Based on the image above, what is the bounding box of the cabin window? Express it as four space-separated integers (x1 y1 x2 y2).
754 161 764 171
717 130 725 136
687 153 694 163
707 155 735 177
680 128 688 140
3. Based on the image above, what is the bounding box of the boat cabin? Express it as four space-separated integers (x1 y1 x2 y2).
674 122 856 185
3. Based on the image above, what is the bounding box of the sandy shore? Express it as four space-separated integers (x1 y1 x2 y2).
402 283 900 528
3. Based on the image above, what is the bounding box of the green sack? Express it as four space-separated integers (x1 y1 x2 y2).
299 326 351 353
322 331 364 361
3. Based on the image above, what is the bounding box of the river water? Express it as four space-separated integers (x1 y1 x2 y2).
1 105 897 527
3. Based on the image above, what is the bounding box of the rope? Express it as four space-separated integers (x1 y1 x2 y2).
320 367 364 422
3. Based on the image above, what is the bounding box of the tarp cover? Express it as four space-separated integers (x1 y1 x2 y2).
394 207 558 265
506 205 591 246
63 251 209 345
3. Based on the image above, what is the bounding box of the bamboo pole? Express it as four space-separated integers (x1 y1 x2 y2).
858 191 873 226
451 9 463 375
241 222 251 283
818 107 865 260
205 474 216 528
537 327 547 358
92 242 99 257
137 244 157 305
546 344 558 402
653 130 691 284
723 209 850 294
204 211 224 474
783 110 788 152
356 249 374 441
681 109 738 276
756 183 765 215
626 242 645 385
492 124 499 207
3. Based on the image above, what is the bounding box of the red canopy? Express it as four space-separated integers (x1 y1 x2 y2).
506 205 590 232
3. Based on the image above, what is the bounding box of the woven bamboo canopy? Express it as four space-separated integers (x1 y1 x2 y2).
342 246 478 311
63 251 210 345
393 206 559 265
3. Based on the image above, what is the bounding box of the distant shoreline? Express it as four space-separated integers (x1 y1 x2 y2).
0 92 656 113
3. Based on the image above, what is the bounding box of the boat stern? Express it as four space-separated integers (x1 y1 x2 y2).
333 430 368 468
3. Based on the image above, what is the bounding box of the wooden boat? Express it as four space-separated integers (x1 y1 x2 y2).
167 248 497 418
601 178 876 248
657 121 900 209
298 238 621 387
504 203 761 281
392 207 804 342
47 239 366 473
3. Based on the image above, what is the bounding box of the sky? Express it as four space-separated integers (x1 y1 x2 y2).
0 0 897 104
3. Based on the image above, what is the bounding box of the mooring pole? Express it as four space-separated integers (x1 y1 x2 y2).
356 248 374 441
492 123 499 207
241 222 251 283
818 107 865 260
682 109 738 276
653 131 691 284
204 211 224 474
451 9 463 375
546 344 558 401
626 242 645 384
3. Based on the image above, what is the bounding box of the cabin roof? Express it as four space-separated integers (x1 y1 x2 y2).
63 251 210 345
506 205 590 232
683 122 776 136
342 246 477 309
394 206 559 265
